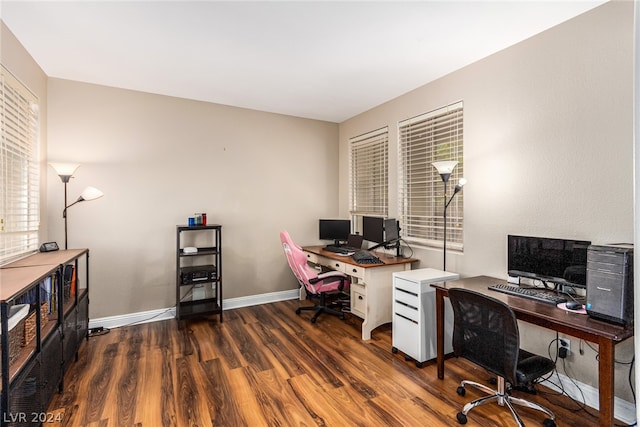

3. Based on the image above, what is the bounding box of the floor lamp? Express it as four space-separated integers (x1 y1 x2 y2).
50 163 104 249
432 161 466 271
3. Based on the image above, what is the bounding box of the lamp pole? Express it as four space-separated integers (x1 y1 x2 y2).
442 177 450 271
431 161 465 272
63 181 69 249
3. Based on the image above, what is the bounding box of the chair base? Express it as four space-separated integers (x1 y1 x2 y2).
296 292 346 323
455 377 556 427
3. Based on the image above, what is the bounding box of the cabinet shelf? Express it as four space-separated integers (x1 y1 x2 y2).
0 249 90 426
179 247 219 256
179 298 221 318
176 225 222 324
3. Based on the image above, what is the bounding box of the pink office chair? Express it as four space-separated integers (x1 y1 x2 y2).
280 230 350 323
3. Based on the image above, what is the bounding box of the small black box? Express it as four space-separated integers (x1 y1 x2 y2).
180 265 216 285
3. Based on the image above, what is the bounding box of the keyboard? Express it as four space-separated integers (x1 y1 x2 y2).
488 283 567 305
324 245 361 253
351 251 383 264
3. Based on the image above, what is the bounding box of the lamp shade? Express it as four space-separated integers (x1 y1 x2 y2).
431 161 458 175
50 163 80 183
78 186 104 202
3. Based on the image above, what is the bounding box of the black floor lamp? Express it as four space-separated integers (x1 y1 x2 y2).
432 161 466 271
50 163 104 249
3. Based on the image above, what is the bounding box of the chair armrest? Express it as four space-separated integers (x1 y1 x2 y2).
316 271 348 280
309 271 349 291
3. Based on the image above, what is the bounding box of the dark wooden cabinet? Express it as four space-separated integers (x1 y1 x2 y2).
176 225 222 323
0 249 89 426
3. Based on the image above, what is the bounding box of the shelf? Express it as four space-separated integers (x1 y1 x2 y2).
178 299 221 318
1 249 90 423
176 225 222 324
179 280 220 287
179 247 218 256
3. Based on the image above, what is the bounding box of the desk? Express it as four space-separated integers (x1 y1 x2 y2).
303 246 417 340
431 276 634 427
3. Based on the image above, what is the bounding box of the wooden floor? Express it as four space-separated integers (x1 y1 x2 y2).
48 299 604 426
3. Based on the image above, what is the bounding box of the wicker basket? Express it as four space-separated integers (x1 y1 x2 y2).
1 304 29 366
22 302 49 347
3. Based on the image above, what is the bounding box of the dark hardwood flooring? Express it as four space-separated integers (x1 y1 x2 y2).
47 299 605 426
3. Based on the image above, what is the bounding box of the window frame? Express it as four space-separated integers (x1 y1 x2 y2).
1 64 40 265
348 127 389 232
397 101 464 250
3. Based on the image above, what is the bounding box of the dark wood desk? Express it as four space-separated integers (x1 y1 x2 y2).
431 276 634 427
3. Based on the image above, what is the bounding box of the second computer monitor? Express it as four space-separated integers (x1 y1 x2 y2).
362 216 384 244
384 218 400 242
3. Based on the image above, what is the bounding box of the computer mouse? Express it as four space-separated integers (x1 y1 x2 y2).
565 301 582 310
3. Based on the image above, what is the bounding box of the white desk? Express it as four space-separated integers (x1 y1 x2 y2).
303 246 418 340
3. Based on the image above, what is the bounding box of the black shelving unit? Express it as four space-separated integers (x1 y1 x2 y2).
176 225 222 323
0 249 89 427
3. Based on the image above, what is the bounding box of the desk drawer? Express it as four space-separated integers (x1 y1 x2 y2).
322 259 344 271
305 252 319 265
350 282 366 318
344 264 365 279
394 300 419 322
394 286 419 308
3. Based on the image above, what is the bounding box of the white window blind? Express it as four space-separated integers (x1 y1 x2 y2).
349 127 388 221
398 102 463 249
1 65 40 264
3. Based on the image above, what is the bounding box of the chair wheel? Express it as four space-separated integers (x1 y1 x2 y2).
456 386 466 396
542 419 556 427
456 412 467 424
391 347 398 354
310 317 317 324
295 308 301 315
339 313 345 320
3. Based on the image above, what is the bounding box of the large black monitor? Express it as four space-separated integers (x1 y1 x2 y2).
319 219 350 245
362 216 384 244
507 235 591 288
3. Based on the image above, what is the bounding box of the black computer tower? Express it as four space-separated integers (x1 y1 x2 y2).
586 244 633 325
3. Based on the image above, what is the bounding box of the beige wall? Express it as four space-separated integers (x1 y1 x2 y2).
339 1 635 404
44 79 339 318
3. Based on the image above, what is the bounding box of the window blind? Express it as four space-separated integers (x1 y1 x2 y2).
398 102 463 249
349 127 388 220
1 65 40 264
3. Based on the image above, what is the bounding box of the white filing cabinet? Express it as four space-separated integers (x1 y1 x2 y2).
392 268 459 367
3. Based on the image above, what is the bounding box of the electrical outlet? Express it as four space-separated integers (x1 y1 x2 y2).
559 337 571 356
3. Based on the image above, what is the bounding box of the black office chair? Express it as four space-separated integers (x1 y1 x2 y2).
448 288 556 427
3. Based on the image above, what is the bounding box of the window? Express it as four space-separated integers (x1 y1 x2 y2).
1 65 40 264
349 127 388 228
398 102 463 249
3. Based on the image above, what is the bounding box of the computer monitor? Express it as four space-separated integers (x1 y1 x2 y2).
384 218 400 242
318 219 350 245
362 216 384 244
507 235 591 288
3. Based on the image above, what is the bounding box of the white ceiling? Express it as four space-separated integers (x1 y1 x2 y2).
2 1 607 123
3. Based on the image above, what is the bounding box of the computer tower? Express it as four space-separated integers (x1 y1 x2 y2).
586 244 633 325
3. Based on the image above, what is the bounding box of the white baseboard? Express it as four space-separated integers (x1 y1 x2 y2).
88 288 300 330
542 372 635 424
89 288 635 424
